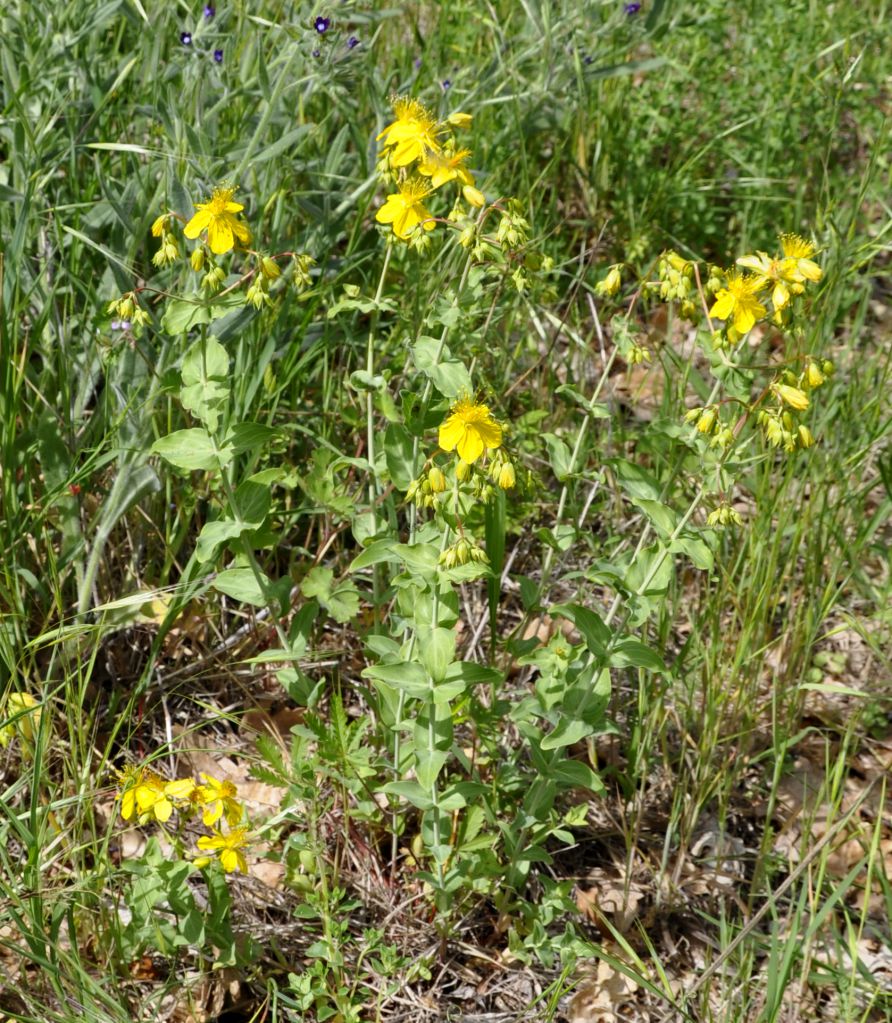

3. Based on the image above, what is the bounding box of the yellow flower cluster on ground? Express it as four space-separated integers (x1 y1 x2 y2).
116 762 253 874
375 96 484 242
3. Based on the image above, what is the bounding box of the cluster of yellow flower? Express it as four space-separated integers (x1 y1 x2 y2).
117 764 251 874
374 97 484 244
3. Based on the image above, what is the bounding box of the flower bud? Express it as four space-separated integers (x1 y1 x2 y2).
447 111 473 129
595 265 622 298
696 407 717 434
428 466 446 492
774 384 809 411
260 256 281 280
456 459 471 481
151 213 168 237
191 247 206 272
806 361 824 388
497 462 515 489
797 425 815 448
462 185 485 208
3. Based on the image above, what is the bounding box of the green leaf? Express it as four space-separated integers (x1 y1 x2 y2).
610 639 666 672
152 429 231 471
383 423 419 490
555 384 611 419
550 759 605 793
179 335 230 430
350 538 398 570
195 520 246 563
363 661 428 696
213 567 271 606
669 533 714 571
381 781 433 810
610 458 661 500
550 603 612 656
161 295 243 334
631 498 679 538
299 566 359 623
543 433 573 481
418 626 456 683
226 422 276 455
624 543 673 595
540 716 594 751
412 336 472 398
415 748 449 790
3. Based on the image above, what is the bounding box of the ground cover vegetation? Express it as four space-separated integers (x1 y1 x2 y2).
1 0 890 1020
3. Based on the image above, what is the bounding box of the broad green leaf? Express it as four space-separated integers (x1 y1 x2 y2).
418 626 456 683
632 498 679 537
299 566 359 623
540 715 594 751
383 423 418 490
195 520 247 563
350 538 398 571
153 429 231 471
624 543 673 595
161 295 242 333
669 533 714 571
551 603 612 656
550 759 605 793
226 422 276 455
610 458 661 500
380 781 433 810
213 567 270 606
415 748 449 790
610 639 666 672
543 433 573 480
363 661 429 696
411 336 472 398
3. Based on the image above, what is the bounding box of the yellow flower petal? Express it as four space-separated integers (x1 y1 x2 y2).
183 209 212 239
208 217 235 255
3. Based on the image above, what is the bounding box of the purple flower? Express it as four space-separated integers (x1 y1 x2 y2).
441 78 452 90
312 48 321 58
180 31 192 45
583 54 594 65
314 16 330 33
213 48 223 63
347 35 359 49
413 57 422 69
203 4 215 17
624 2 642 13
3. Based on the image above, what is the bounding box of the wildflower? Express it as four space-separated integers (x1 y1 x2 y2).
462 185 485 208
347 35 359 49
312 48 321 58
798 425 815 448
773 383 809 411
735 252 794 311
191 247 206 272
118 766 195 824
0 693 41 748
152 229 179 268
418 147 474 189
184 185 251 255
151 213 169 237
375 177 436 240
260 255 281 280
427 466 446 492
196 826 251 873
438 397 503 464
197 773 243 827
442 79 452 90
314 16 330 33
180 31 192 45
780 234 822 283
204 4 215 17
583 55 594 66
696 407 717 434
709 271 766 335
624 2 642 13
214 49 223 64
377 97 442 167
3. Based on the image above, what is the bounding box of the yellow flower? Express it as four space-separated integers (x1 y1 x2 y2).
376 97 442 167
0 693 41 748
184 186 251 255
196 826 251 873
438 397 503 464
773 383 810 411
118 766 195 824
735 252 794 311
418 148 474 190
709 272 767 335
780 234 822 283
197 774 243 828
375 177 436 240
462 184 485 208
151 213 169 237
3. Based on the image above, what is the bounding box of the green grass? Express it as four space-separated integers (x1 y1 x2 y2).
1 1 891 1021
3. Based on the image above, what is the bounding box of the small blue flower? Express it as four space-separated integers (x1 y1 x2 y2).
312 48 321 58
442 78 452 90
624 2 642 13
203 4 215 17
347 35 359 49
413 57 422 69
180 31 192 45
213 48 223 63
314 16 330 33
583 54 594 65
